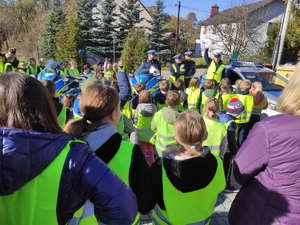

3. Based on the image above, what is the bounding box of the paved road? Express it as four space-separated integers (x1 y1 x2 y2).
160 68 206 80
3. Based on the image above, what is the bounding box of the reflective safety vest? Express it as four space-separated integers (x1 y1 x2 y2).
60 69 68 77
151 156 226 225
156 102 168 110
150 111 177 156
118 66 125 72
117 114 130 142
186 87 201 110
69 68 79 78
252 96 267 115
206 61 225 83
4 63 15 72
200 91 220 115
0 140 75 225
103 70 115 86
122 101 134 119
135 112 155 142
57 106 67 128
26 65 38 75
170 64 185 84
202 117 227 157
17 69 26 74
235 94 254 124
0 61 4 74
221 93 237 111
71 141 140 225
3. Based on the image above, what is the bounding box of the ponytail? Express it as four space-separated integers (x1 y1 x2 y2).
64 117 98 138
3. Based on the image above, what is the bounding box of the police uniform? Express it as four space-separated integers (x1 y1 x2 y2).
136 50 161 75
182 51 196 88
169 54 185 90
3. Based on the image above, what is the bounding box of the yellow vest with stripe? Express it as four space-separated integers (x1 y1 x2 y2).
0 140 77 225
60 69 68 76
116 114 130 142
221 93 238 111
170 64 185 84
0 61 4 74
122 101 134 119
156 102 168 110
252 96 267 115
4 63 16 72
151 156 226 225
57 106 67 128
235 94 254 124
69 68 79 78
17 69 26 74
134 112 155 142
206 61 225 83
200 91 220 115
150 110 177 156
186 87 201 110
118 66 125 72
202 117 227 157
26 65 38 75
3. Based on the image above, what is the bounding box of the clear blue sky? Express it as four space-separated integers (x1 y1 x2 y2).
140 0 261 21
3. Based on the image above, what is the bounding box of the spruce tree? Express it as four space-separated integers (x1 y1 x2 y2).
147 0 169 54
119 0 143 31
121 28 148 74
40 0 63 59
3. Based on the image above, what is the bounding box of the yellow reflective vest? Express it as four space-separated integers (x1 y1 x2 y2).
200 91 220 115
69 68 79 78
235 94 254 124
134 112 155 143
170 64 185 84
206 61 225 83
186 87 201 110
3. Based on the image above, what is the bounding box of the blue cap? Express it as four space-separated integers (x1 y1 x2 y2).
185 51 192 56
173 54 182 59
213 52 222 57
147 50 156 55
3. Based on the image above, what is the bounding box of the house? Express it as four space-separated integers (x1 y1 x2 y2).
195 0 285 58
91 0 152 30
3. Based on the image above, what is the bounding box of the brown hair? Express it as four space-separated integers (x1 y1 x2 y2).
240 79 251 91
203 79 215 89
0 73 62 133
41 80 56 97
188 77 200 88
135 82 146 94
220 77 230 86
8 48 16 55
138 90 152 104
166 90 180 108
251 82 263 103
63 94 76 109
64 84 119 138
93 64 102 79
203 98 219 119
235 79 243 90
174 79 184 91
219 83 230 95
174 110 208 156
159 80 170 93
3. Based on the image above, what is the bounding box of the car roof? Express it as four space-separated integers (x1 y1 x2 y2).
226 61 275 73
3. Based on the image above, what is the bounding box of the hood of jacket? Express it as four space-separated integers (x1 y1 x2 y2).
163 147 218 192
178 91 188 102
0 128 70 195
203 89 217 98
161 107 180 124
136 103 156 117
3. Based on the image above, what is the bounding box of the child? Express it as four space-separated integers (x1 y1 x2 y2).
37 58 46 74
151 90 181 157
118 60 125 72
41 80 71 128
202 98 227 158
57 62 68 76
185 77 201 110
219 83 234 110
173 79 188 111
83 63 91 74
153 80 170 110
151 110 226 224
64 84 155 223
131 82 146 110
235 79 243 93
26 57 38 76
104 62 115 86
220 77 233 92
62 94 76 120
69 60 79 78
218 98 244 193
17 61 27 74
200 79 222 114
134 90 157 165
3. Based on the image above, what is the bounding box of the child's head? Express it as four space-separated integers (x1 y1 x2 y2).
166 90 180 108
203 79 215 90
138 90 152 104
118 60 123 67
220 77 230 86
203 98 219 119
135 82 146 94
226 98 244 116
240 79 251 91
251 81 263 93
174 110 208 154
63 94 76 109
106 63 113 70
41 80 56 98
39 58 46 67
189 77 200 88
29 57 36 66
69 60 77 68
174 79 184 91
219 83 230 95
19 61 27 69
235 79 242 90
112 63 118 71
159 80 170 93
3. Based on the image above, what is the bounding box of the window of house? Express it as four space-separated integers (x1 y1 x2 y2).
135 12 140 21
119 6 124 13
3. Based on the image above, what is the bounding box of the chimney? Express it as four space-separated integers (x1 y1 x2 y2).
210 4 219 17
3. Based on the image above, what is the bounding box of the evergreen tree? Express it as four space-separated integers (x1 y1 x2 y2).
147 0 169 54
40 0 63 59
121 28 148 74
76 0 93 51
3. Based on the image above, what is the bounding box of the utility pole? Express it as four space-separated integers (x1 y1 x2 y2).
174 1 181 53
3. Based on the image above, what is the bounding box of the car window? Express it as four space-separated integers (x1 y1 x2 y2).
225 69 241 85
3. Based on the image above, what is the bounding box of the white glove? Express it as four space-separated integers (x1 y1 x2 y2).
205 42 211 49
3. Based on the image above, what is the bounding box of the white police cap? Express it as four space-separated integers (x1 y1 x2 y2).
213 52 222 57
147 50 156 55
184 51 193 56
173 54 182 59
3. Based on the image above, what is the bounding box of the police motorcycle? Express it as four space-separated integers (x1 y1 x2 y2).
130 67 163 97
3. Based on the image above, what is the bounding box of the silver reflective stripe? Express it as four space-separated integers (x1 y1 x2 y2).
208 145 220 151
153 207 172 225
188 103 197 107
155 139 168 150
158 133 174 141
68 201 95 225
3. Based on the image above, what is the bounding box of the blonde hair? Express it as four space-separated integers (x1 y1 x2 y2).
240 79 251 91
138 90 152 104
203 79 215 89
251 81 263 103
278 62 300 117
235 79 242 90
220 77 230 86
219 83 230 95
166 90 180 108
174 110 208 156
188 77 200 88
63 94 76 109
112 63 118 71
69 60 77 68
160 80 170 92
203 98 219 120
93 64 102 79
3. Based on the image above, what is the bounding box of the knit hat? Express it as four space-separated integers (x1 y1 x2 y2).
227 98 244 114
80 76 101 92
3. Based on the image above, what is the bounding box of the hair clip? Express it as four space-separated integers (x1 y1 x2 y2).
190 145 196 149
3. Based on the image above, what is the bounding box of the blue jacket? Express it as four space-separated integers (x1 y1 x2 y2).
136 59 161 75
0 128 137 224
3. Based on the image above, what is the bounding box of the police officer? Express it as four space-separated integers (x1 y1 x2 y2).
182 51 196 88
136 50 161 75
170 54 186 90
204 47 225 84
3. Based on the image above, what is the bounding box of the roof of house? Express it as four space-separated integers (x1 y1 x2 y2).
199 0 280 26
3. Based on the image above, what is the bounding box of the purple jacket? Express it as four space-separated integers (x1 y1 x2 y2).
229 114 300 225
0 128 137 224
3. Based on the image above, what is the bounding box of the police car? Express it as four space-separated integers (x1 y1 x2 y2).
200 61 288 117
